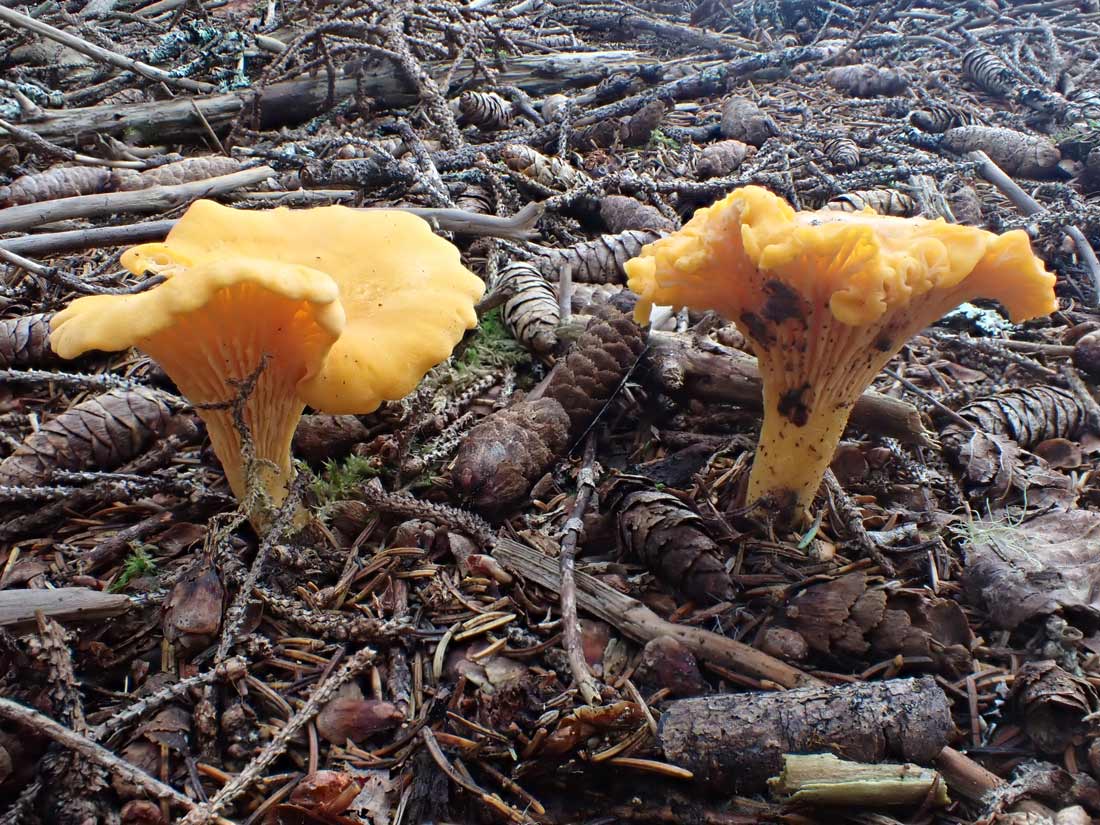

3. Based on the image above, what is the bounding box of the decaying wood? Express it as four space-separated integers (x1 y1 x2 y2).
7 52 652 146
0 587 130 628
657 677 953 793
648 332 935 447
491 537 818 690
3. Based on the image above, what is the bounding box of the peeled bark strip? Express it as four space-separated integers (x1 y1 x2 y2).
768 753 949 807
658 676 953 794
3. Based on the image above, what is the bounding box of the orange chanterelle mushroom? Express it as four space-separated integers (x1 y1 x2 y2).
625 185 1057 525
50 200 484 528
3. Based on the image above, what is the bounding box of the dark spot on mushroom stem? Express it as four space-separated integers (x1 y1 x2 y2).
739 311 773 346
761 279 806 325
874 334 893 352
778 384 812 426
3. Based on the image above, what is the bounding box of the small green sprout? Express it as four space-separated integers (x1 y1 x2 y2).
109 545 156 593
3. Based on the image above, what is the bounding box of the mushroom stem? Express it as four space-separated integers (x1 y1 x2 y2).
137 281 333 521
746 286 982 524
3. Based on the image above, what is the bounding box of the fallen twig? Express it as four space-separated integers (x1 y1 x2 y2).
0 201 544 257
492 537 820 689
179 646 375 824
0 588 130 628
559 433 603 705
0 166 275 234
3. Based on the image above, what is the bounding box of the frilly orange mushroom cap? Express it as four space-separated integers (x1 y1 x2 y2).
625 185 1057 524
50 200 484 525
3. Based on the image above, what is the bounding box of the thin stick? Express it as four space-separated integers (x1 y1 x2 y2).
822 469 895 576
0 166 275 234
0 202 545 258
0 6 215 94
179 647 376 824
967 149 1100 305
0 698 236 824
559 433 603 705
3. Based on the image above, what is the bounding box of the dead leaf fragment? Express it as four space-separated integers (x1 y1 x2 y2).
962 508 1100 629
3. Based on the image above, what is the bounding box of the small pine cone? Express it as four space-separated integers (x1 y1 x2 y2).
544 304 646 433
599 195 677 234
696 140 752 179
451 397 571 512
609 481 733 604
0 386 172 485
0 313 55 368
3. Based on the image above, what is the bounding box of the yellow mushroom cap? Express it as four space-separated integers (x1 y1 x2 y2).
49 200 484 517
625 185 1057 523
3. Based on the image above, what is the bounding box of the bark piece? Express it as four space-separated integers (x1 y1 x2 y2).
658 676 953 794
0 386 172 486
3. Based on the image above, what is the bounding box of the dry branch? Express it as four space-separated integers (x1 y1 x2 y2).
0 166 275 234
0 698 234 823
492 537 818 689
8 52 650 146
0 5 215 94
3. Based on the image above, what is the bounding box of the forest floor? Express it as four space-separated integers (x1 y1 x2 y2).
5 0 1100 823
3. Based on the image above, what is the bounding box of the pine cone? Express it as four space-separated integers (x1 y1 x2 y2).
451 398 570 512
544 305 647 433
606 478 733 604
452 304 645 512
